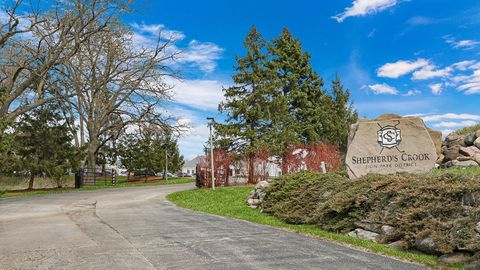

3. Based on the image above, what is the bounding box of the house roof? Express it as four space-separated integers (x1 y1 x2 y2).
183 156 204 167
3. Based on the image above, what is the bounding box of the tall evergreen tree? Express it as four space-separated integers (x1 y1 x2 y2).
328 74 358 152
217 26 270 183
217 28 358 179
12 106 83 189
265 28 331 155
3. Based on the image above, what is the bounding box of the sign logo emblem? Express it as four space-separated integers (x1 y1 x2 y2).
377 121 402 153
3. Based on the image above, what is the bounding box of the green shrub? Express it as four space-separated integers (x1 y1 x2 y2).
263 171 350 225
0 188 6 196
263 171 480 254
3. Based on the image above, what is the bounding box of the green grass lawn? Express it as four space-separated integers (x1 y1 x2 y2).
430 166 480 175
0 177 194 199
167 186 466 270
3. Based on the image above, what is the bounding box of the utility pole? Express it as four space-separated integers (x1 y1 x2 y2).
165 148 168 180
207 117 215 190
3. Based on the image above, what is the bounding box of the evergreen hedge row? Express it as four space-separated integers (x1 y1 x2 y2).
263 171 480 254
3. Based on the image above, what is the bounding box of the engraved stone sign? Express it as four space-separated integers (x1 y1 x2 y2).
346 114 438 179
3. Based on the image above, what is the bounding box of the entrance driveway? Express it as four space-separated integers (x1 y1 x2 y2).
0 184 426 269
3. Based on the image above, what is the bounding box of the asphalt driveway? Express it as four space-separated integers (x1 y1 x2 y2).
0 184 427 269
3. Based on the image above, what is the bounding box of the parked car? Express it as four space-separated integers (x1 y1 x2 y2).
177 172 192 178
133 169 156 177
155 172 175 177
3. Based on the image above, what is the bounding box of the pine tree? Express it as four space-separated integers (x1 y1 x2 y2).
217 26 270 183
265 28 330 155
13 106 83 189
217 27 358 178
118 129 184 176
328 74 358 152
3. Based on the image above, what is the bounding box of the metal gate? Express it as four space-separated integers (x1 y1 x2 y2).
77 169 117 187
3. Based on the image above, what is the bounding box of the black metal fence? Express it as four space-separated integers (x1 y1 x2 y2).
75 168 168 188
77 169 117 187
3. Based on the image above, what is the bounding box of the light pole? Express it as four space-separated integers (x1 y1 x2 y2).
207 117 215 190
165 148 168 180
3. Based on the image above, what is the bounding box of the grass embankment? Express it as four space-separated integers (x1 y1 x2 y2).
167 186 445 269
430 166 480 175
453 124 480 136
0 177 194 199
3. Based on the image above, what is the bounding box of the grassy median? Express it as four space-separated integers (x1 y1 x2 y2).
0 178 195 199
167 186 466 269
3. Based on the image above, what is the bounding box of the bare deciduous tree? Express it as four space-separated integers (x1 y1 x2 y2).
0 0 128 128
58 21 180 173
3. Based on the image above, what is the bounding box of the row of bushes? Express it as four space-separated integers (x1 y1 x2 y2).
262 171 480 254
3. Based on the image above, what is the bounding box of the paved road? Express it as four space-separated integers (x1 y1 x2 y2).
0 184 426 270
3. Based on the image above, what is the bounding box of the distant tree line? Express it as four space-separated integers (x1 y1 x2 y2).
0 0 183 189
217 27 358 182
118 126 184 176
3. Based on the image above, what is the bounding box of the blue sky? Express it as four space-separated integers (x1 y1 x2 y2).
125 0 480 160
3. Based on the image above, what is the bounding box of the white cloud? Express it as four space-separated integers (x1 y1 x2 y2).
130 23 185 51
404 113 426 117
455 70 480 94
130 22 224 74
412 65 451 80
429 83 443 95
451 74 470 83
452 60 478 71
178 124 210 160
368 83 398 95
421 113 480 122
453 40 480 49
377 59 429 78
432 120 478 128
131 22 186 41
419 113 480 136
375 58 480 95
471 62 480 70
178 40 224 73
158 105 211 160
444 36 480 50
403 89 421 96
440 129 453 136
131 32 159 49
169 78 226 110
0 9 36 40
0 10 10 24
406 16 438 26
332 0 400 23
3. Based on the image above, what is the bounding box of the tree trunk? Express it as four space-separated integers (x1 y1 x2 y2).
281 152 288 175
78 96 85 147
248 154 255 184
86 139 98 177
225 166 229 186
28 173 35 190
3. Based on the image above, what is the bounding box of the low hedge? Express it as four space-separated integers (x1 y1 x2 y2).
262 171 480 254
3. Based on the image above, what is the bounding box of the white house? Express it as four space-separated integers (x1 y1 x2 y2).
181 156 203 175
182 155 284 183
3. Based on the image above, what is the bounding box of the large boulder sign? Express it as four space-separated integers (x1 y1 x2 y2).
346 114 438 179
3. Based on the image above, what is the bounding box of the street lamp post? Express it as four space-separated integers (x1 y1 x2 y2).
165 149 168 180
207 117 215 190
